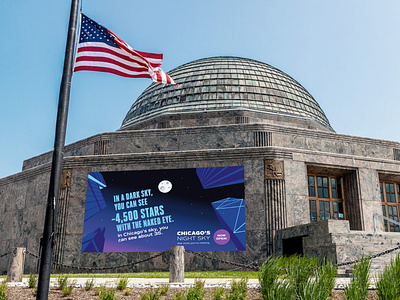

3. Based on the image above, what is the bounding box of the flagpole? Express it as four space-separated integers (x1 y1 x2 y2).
36 0 79 299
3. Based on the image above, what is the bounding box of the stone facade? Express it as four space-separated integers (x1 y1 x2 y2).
1 121 400 274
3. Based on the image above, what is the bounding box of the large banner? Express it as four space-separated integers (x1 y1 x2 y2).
81 166 245 252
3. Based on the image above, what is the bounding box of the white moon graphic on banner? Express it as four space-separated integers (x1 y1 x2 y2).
158 180 172 193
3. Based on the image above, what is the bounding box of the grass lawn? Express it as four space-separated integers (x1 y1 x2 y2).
4 271 259 279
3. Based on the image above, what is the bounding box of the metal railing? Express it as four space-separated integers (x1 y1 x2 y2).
2 224 400 273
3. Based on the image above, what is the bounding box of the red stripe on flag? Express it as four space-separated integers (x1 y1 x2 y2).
74 65 153 79
76 46 149 69
75 56 149 73
155 72 161 83
135 50 163 62
111 39 164 70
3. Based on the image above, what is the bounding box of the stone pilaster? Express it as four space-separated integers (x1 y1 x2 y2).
358 168 383 232
284 160 309 227
264 160 287 256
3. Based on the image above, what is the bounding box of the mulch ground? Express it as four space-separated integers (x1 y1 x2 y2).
5 286 379 300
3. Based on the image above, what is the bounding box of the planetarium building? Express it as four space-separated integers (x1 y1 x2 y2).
1 56 400 274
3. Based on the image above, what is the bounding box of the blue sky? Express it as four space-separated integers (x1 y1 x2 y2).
1 1 400 179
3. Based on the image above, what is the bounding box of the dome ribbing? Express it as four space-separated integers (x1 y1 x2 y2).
120 56 333 131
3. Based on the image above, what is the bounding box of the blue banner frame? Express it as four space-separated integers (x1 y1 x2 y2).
81 166 245 252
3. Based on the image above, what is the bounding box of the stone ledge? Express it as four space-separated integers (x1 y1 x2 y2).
115 122 399 148
0 147 292 185
21 121 400 173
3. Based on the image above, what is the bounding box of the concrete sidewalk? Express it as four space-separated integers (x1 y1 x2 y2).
8 277 369 289
10 277 258 288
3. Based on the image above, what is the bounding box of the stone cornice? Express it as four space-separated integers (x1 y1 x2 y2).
113 123 400 148
1 147 291 185
22 123 400 169
290 146 400 174
64 147 293 167
3 145 400 186
0 163 51 186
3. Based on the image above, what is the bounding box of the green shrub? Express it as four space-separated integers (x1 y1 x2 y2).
226 278 248 300
376 253 400 300
94 285 106 296
61 279 76 297
28 273 38 289
259 255 336 300
149 288 162 300
116 276 129 290
269 281 294 300
287 255 316 298
186 279 206 300
160 284 169 296
173 291 186 300
62 284 75 296
212 287 225 300
297 259 336 300
0 280 7 300
259 256 281 297
376 266 399 300
140 288 162 300
344 255 371 300
124 288 132 296
259 256 293 300
57 274 69 290
84 278 95 291
98 287 118 300
390 252 400 290
140 294 149 300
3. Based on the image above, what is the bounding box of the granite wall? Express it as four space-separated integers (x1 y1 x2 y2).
0 166 50 274
1 121 400 274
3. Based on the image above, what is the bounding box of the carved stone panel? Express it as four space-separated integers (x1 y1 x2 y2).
264 160 284 180
60 169 72 189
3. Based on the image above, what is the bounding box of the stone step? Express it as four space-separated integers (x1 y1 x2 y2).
331 233 400 245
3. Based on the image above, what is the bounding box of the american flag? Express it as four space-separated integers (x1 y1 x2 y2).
74 14 176 85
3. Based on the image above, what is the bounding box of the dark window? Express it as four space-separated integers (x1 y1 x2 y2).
308 176 316 197
308 175 345 222
310 200 317 221
380 181 400 232
317 176 329 198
